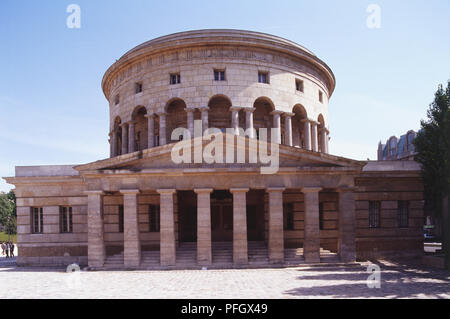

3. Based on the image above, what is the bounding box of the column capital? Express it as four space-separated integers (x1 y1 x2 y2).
85 190 105 196
319 127 330 134
229 106 242 112
145 113 156 119
267 187 286 193
120 189 140 195
301 118 318 125
157 189 176 195
336 187 356 193
282 112 295 118
302 187 322 193
185 108 196 113
194 188 214 194
270 110 284 116
120 122 129 128
243 107 256 113
156 112 168 117
230 188 250 193
199 106 210 112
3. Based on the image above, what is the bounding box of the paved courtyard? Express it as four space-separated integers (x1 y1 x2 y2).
0 258 449 299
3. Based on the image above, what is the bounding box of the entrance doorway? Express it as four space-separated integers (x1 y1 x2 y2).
247 190 266 241
211 190 233 242
178 191 197 242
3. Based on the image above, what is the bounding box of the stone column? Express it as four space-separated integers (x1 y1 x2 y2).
271 111 282 144
303 187 322 263
230 188 249 265
195 189 213 265
147 114 155 148
157 189 176 266
128 122 136 153
230 107 241 135
121 123 129 155
338 188 356 262
200 107 209 134
283 113 294 147
244 107 256 138
325 131 330 154
121 189 141 268
267 188 285 263
320 128 328 154
86 191 105 268
111 131 118 157
311 122 318 152
302 120 311 151
185 108 195 138
158 113 167 146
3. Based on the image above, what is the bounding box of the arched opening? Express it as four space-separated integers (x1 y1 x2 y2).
253 97 274 140
317 114 325 153
131 106 148 151
166 99 187 143
389 137 397 157
113 117 122 156
292 104 307 148
407 131 415 152
208 95 232 132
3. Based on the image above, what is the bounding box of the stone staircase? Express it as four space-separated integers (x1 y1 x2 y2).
104 252 124 269
248 241 270 265
102 243 342 270
212 242 233 266
284 247 306 265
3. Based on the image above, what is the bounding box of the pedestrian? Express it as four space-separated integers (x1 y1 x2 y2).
1 242 5 256
5 242 9 258
9 242 14 258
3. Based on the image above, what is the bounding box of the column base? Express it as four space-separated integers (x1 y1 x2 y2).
124 259 141 268
88 260 105 268
304 252 320 264
339 251 356 263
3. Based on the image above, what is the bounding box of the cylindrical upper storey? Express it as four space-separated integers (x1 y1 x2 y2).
103 29 335 131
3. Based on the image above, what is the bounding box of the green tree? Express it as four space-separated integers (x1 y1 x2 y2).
0 190 16 237
414 80 450 269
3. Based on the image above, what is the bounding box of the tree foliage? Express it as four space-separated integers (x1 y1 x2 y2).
0 190 16 235
414 81 450 217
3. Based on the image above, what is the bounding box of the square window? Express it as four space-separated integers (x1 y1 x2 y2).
398 201 409 228
369 201 381 228
170 73 181 85
214 69 226 81
296 79 304 92
319 91 324 103
115 95 120 105
135 82 143 94
31 207 44 234
258 72 269 84
59 206 73 233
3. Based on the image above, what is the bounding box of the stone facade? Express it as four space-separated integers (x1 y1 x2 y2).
4 30 424 269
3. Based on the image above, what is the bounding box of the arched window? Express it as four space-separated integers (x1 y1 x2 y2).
407 132 415 152
389 138 397 156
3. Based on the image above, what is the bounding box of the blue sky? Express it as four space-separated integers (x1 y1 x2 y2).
0 0 449 192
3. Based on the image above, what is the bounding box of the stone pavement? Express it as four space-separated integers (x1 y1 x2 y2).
0 260 448 299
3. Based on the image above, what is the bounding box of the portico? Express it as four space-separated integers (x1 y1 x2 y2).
82 143 360 269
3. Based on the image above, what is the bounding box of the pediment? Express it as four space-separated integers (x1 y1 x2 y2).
75 135 364 174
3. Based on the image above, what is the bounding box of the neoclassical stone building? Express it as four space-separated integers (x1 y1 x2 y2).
4 30 424 269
